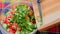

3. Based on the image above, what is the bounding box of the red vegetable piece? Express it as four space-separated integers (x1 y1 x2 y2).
10 10 15 15
9 24 17 34
9 28 16 34
7 15 12 18
3 15 13 24
4 19 9 24
4 20 9 24
13 23 18 27
3 16 10 24
13 23 18 30
31 20 36 24
9 23 18 31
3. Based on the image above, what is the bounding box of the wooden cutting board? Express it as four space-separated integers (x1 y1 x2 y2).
31 0 60 31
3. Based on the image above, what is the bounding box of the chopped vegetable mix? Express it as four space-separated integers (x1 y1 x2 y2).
3 4 37 34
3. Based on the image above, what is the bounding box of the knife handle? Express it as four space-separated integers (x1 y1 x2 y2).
37 0 40 3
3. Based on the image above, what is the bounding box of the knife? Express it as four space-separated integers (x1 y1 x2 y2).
37 0 43 26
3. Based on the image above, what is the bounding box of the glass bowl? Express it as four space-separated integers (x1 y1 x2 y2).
0 1 37 34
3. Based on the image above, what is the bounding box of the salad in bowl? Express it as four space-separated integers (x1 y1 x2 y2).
1 2 37 34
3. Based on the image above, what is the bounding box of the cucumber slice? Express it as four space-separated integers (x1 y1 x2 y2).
15 31 21 34
2 24 8 30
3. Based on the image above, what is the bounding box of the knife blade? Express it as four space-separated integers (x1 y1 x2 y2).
37 0 43 26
